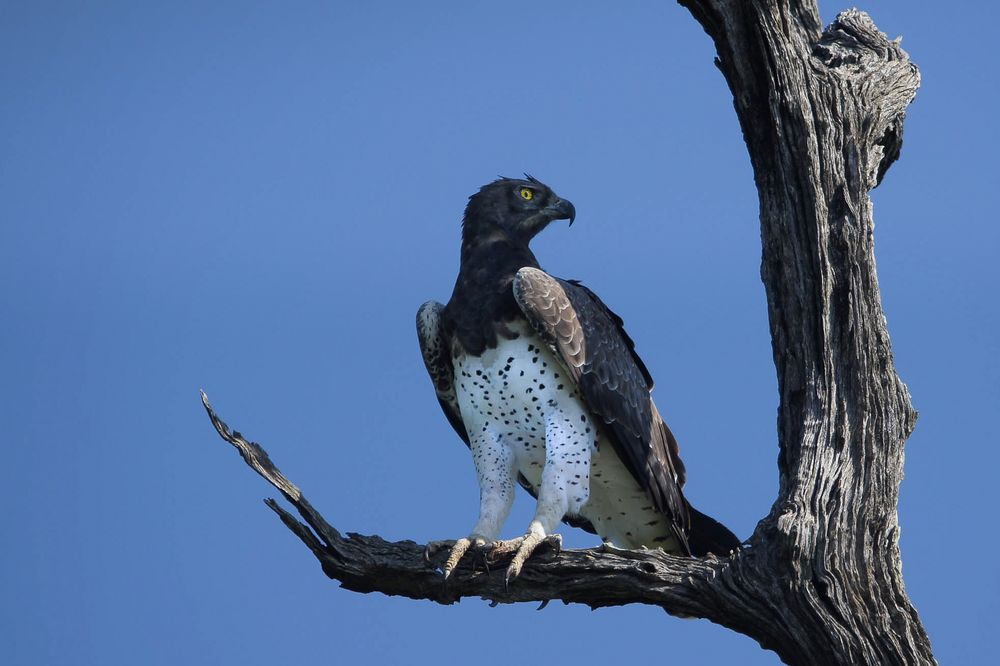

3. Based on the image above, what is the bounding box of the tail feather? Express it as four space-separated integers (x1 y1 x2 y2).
687 506 741 557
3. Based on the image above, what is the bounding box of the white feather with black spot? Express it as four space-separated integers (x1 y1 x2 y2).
453 322 676 548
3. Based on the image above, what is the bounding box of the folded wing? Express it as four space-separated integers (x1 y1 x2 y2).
416 300 470 446
512 267 692 552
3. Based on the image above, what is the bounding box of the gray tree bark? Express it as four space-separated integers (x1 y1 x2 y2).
202 3 932 664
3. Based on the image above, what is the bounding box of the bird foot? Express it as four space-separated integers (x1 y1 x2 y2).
425 537 489 580
426 532 561 584
490 532 562 587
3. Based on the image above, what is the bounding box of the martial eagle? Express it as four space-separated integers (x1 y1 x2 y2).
418 176 739 582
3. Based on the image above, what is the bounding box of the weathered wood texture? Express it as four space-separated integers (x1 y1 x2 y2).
675 1 928 662
203 3 932 664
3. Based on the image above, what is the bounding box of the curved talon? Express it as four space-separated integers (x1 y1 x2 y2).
423 539 457 564
431 532 561 584
504 532 562 586
443 538 473 579
438 536 488 580
544 534 562 558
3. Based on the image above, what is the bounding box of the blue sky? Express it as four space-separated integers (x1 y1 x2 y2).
1 2 996 664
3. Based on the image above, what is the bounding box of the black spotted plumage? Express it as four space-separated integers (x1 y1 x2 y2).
417 176 740 558
512 267 691 549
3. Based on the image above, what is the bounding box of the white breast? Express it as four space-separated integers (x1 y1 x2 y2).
453 325 679 550
453 327 593 509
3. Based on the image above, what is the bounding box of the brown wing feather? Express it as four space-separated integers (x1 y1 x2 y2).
512 267 691 551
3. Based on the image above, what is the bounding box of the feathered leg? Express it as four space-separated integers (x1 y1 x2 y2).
426 431 514 579
493 412 592 584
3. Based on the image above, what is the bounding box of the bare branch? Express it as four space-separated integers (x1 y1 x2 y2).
201 391 735 614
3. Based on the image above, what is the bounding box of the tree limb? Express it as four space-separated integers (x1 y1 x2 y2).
201 390 734 615
203 4 933 664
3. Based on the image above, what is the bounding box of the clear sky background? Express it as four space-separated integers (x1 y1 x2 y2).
2 1 996 664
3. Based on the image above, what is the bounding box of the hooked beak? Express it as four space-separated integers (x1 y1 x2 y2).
544 197 576 226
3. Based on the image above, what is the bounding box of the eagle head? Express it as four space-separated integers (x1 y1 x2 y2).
462 175 576 244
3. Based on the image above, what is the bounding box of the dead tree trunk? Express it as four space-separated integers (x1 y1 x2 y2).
675 1 927 662
203 3 932 664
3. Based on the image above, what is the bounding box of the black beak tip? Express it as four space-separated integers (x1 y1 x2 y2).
555 198 576 226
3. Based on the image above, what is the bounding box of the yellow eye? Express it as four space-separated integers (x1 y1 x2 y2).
519 188 534 201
